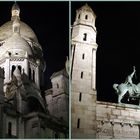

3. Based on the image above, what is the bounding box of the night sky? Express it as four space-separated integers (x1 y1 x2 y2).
2 1 140 104
0 2 69 90
71 2 140 103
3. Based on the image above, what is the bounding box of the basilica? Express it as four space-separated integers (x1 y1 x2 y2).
0 3 68 138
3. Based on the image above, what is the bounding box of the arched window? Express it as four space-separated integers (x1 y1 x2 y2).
81 72 83 79
9 52 11 56
83 33 87 41
57 97 61 113
8 122 12 136
33 70 35 82
78 14 80 19
11 65 16 76
2 68 4 76
77 118 80 128
29 68 31 80
0 67 4 74
14 26 18 33
18 65 21 73
85 15 88 19
57 83 59 88
54 133 59 138
82 53 85 59
79 92 82 102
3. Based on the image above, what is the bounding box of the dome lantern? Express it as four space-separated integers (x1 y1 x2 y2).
11 2 20 20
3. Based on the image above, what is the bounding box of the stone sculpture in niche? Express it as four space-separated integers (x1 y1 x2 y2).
113 66 140 104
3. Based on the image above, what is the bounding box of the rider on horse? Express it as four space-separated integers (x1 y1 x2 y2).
113 66 140 103
125 66 138 94
125 66 136 86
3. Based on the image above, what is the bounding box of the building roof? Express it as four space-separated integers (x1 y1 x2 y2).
11 2 20 12
50 68 68 79
77 3 96 17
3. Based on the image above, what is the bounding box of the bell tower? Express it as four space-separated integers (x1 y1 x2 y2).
71 4 98 138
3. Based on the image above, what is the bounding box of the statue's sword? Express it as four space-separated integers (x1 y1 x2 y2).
135 72 137 79
133 66 137 80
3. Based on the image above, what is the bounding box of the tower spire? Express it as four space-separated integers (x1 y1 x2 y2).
11 2 20 20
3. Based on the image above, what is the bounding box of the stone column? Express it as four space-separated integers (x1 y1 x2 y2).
24 58 29 76
92 49 96 90
4 58 10 92
36 67 40 89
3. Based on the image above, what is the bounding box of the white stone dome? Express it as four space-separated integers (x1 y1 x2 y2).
0 32 33 58
0 20 38 43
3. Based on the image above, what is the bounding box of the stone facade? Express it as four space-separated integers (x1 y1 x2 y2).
96 102 140 138
0 3 68 138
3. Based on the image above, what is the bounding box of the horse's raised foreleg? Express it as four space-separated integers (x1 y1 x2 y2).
118 95 122 103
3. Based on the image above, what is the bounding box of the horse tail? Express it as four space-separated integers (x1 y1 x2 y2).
113 84 119 94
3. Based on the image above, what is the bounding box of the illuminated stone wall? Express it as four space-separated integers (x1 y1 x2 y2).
96 101 140 138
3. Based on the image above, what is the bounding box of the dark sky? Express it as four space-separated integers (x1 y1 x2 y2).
2 1 140 104
0 2 69 89
71 2 140 103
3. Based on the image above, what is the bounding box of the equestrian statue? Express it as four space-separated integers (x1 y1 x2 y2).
113 66 140 104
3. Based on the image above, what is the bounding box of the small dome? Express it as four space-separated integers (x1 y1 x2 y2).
74 3 96 29
78 4 96 17
12 3 20 12
0 33 33 58
11 3 20 19
79 4 93 12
